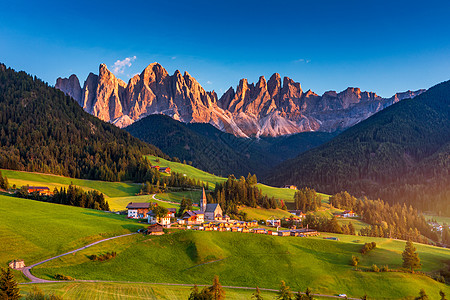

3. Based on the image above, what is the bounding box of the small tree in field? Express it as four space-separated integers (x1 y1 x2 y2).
209 275 225 300
276 281 293 300
351 255 360 269
415 289 429 300
402 240 421 272
0 268 20 300
252 287 264 300
440 290 447 300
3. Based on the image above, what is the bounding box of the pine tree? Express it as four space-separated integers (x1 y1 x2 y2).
252 287 264 300
276 281 293 300
402 240 421 272
0 267 20 300
208 275 225 300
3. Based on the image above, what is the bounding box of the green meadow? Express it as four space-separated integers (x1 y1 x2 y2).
1 169 140 198
239 206 293 220
0 195 144 279
33 230 450 299
19 282 279 300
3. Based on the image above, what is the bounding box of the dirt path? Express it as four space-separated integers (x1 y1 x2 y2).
152 193 179 205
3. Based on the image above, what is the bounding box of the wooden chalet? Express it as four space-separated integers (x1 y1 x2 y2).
27 186 52 196
151 165 160 170
8 259 25 269
182 210 204 225
341 210 357 218
147 224 164 235
282 185 297 190
126 202 151 219
159 167 171 174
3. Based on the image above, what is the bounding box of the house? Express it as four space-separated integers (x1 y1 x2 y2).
288 210 304 218
126 202 151 219
182 210 204 225
8 260 25 269
148 210 172 226
167 208 177 218
341 210 357 218
278 230 291 237
151 165 160 171
282 185 297 190
200 188 223 221
223 214 231 222
147 224 164 235
27 186 52 196
159 167 171 174
253 228 267 234
266 219 281 227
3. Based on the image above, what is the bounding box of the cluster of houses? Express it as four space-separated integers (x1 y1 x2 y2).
338 210 357 218
428 221 449 232
150 165 171 174
127 188 319 238
27 186 52 196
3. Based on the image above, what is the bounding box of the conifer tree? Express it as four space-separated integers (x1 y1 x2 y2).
415 289 429 300
0 267 20 300
276 281 293 300
440 290 447 300
402 240 421 272
208 275 225 300
252 287 264 300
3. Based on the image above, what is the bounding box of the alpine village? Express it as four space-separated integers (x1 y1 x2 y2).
0 1 449 299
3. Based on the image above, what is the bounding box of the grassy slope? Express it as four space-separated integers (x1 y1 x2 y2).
19 282 279 300
239 206 293 220
0 195 144 273
1 169 140 198
33 230 450 299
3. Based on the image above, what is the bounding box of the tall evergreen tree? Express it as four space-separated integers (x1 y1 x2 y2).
276 281 293 300
0 268 20 300
402 240 421 272
252 287 264 300
208 275 225 300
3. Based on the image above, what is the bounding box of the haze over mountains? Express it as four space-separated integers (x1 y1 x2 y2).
56 63 425 137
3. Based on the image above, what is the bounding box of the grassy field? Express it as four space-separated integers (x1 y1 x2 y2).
156 190 203 204
33 230 450 299
425 214 450 225
0 194 144 281
145 155 226 188
1 169 140 198
107 195 181 212
239 206 293 221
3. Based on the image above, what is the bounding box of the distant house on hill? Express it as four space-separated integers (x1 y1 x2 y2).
266 219 281 227
27 186 51 196
199 188 223 221
151 165 160 171
126 202 151 219
8 259 25 269
282 185 297 190
167 208 177 218
159 167 171 174
288 210 304 218
146 223 164 235
341 210 357 218
182 210 204 224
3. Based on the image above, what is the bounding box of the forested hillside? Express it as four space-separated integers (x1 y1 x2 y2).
265 79 450 215
0 64 166 182
125 114 335 177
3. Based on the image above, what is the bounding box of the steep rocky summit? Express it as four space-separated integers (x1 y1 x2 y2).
56 63 424 137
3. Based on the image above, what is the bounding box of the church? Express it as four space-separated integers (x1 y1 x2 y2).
200 188 223 221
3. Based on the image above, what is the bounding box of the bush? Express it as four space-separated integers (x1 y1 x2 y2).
372 264 380 272
89 251 117 262
54 274 75 281
381 265 389 272
361 242 377 254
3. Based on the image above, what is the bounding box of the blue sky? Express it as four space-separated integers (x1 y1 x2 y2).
1 0 450 97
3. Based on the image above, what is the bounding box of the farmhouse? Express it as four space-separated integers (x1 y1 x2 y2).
8 259 25 269
27 186 52 196
151 165 160 171
341 210 357 218
126 202 151 219
282 185 297 190
159 167 171 174
288 210 304 218
148 210 172 226
182 210 204 225
146 223 164 235
167 208 177 218
266 219 281 227
200 188 223 221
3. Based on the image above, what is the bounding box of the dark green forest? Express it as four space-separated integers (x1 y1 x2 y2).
125 114 335 177
0 64 167 182
265 80 450 216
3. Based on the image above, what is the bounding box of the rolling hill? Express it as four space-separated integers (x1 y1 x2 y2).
126 114 335 177
265 79 450 215
0 63 165 182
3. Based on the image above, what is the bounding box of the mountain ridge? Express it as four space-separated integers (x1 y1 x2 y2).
56 63 425 137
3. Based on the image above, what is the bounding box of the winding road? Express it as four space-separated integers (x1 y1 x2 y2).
20 232 359 299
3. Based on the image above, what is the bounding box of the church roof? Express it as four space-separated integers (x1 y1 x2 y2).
205 203 220 213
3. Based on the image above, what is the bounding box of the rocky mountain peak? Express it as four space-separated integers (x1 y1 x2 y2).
55 74 82 105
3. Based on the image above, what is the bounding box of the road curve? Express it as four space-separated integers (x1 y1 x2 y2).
20 231 359 299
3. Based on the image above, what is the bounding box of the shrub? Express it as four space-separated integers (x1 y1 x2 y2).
361 242 377 254
372 264 380 272
54 274 75 281
381 265 389 272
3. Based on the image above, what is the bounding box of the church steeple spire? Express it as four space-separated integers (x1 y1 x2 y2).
201 187 207 212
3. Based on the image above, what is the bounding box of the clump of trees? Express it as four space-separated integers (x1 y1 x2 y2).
15 184 110 211
361 242 377 254
54 274 75 281
0 267 20 300
89 251 117 262
178 197 193 217
210 175 278 215
0 171 9 190
188 275 225 300
293 188 321 212
330 191 437 244
301 214 349 234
